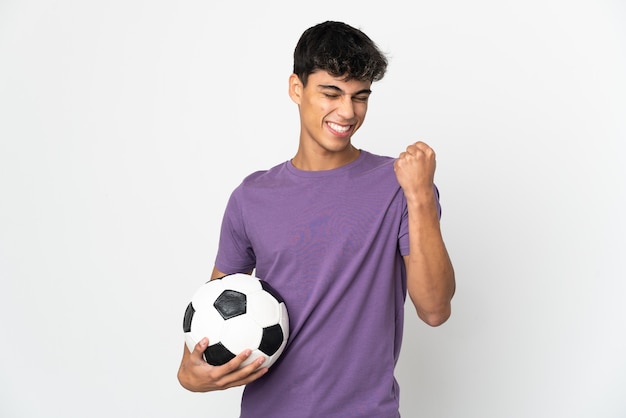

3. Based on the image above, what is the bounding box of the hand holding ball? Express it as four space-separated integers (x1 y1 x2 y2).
183 273 290 369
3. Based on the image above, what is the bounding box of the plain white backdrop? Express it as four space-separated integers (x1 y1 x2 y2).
1 1 625 417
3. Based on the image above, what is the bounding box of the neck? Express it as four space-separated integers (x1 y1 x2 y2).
291 146 360 171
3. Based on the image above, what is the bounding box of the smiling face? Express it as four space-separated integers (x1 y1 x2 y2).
289 70 373 170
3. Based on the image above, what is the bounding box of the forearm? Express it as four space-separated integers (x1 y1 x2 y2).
404 191 455 327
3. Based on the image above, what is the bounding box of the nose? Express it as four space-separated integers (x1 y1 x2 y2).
337 96 356 120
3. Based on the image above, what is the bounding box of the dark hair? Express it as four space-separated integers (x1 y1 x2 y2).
293 21 388 86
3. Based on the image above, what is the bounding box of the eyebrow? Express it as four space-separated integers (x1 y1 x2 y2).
318 84 373 96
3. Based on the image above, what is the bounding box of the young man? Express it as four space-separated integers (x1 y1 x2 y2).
178 20 455 418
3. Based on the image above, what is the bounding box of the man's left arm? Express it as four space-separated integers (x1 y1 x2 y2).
394 141 456 327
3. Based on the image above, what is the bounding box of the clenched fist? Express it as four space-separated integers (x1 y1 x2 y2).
393 141 437 201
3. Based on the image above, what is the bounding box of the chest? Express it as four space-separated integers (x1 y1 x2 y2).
242 178 404 267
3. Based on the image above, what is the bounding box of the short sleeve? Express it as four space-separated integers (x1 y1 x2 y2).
214 187 256 274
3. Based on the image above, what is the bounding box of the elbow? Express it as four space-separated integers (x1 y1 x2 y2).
417 304 452 327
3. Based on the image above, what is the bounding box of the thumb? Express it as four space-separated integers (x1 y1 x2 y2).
191 337 209 361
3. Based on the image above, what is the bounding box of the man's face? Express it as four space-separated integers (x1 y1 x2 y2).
291 71 372 156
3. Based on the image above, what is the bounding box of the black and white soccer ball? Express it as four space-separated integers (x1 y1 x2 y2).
183 273 289 369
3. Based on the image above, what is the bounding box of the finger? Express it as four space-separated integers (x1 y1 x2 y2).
413 141 435 157
212 352 268 388
217 348 255 374
190 337 209 361
393 155 406 172
406 144 424 157
220 365 269 390
237 365 269 385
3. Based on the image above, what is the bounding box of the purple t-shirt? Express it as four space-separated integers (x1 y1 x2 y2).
215 150 437 418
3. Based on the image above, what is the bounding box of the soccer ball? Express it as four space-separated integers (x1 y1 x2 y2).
183 273 289 369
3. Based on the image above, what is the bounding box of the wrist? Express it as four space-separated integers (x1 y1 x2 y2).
403 188 436 206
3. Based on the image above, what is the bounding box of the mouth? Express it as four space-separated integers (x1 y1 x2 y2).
327 121 353 137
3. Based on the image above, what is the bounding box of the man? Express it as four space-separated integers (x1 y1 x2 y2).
178 20 455 418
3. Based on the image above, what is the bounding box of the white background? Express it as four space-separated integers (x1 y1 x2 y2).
1 1 625 417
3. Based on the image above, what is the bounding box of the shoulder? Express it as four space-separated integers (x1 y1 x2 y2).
354 150 399 186
358 150 396 171
238 161 291 188
228 161 295 204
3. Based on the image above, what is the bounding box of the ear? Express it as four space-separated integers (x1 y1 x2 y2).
288 73 303 104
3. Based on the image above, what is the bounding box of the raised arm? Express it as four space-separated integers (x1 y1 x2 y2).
394 142 456 327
